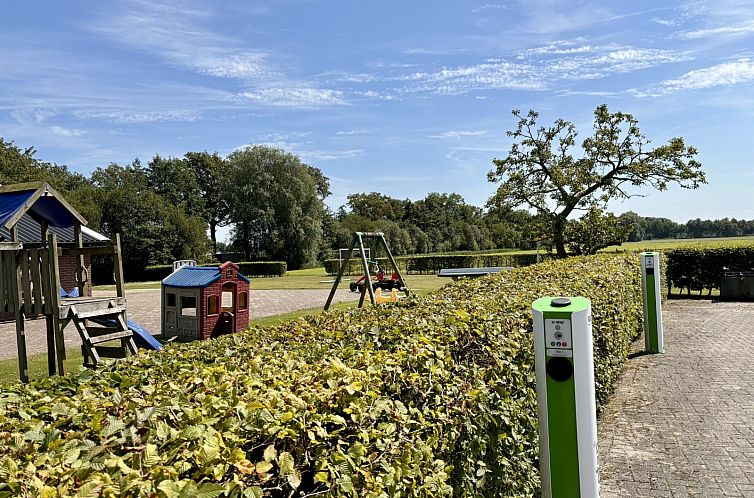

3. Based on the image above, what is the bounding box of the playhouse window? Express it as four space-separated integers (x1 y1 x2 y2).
166 293 176 307
181 296 197 316
239 292 248 310
222 282 235 311
207 295 219 315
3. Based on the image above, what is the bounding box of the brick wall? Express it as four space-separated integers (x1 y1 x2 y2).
58 254 93 297
199 277 250 340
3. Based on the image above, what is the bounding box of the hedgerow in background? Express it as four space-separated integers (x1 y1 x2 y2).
0 254 641 497
665 246 754 295
323 252 548 275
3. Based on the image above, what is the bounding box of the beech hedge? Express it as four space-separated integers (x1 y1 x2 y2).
136 262 287 282
665 246 754 295
324 252 547 275
0 254 641 497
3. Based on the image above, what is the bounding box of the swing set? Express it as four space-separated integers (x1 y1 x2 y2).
324 232 409 310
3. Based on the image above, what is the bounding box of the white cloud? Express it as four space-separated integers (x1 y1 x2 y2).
636 58 754 96
431 130 489 139
675 20 754 39
302 149 364 161
238 87 345 107
335 129 368 136
399 45 687 95
472 3 509 13
75 110 200 124
651 17 678 27
49 125 84 137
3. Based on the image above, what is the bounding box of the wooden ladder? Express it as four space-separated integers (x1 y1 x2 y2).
65 303 137 367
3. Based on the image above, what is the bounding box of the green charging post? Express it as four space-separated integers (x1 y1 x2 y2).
641 252 664 354
532 297 599 498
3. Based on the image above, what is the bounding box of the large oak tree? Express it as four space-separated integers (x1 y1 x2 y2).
488 105 706 257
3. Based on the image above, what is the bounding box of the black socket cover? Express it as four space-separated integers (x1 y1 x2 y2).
550 297 571 308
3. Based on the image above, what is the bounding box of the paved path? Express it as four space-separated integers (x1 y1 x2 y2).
0 288 358 360
599 300 754 497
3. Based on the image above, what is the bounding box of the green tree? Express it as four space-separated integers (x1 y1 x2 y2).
566 207 630 255
347 192 408 221
488 105 706 257
146 155 205 218
225 146 329 269
92 162 208 276
184 151 231 254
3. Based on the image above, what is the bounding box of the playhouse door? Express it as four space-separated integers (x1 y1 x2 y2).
220 283 237 335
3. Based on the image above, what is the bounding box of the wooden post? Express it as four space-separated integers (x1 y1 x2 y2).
356 233 376 306
9 227 28 382
73 223 86 297
324 235 357 311
378 234 409 297
113 233 126 299
48 233 66 375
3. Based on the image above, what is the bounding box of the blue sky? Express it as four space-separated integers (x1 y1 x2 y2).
2 0 754 228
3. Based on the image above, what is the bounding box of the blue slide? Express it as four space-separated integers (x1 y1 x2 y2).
90 318 163 351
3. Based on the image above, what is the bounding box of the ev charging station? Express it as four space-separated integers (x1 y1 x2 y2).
533 297 599 498
641 252 664 354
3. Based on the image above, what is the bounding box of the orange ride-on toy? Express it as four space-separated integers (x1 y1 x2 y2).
349 260 405 293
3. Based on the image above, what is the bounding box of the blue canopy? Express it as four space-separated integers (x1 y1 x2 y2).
0 184 81 229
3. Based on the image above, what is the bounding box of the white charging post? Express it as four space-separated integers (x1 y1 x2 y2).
641 252 664 353
532 296 599 498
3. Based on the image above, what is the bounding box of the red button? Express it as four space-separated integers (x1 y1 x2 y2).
563 342 567 347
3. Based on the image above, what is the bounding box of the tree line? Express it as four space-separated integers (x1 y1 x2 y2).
0 138 540 274
0 104 713 272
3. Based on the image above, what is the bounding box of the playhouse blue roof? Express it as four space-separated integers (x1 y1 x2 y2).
162 266 249 288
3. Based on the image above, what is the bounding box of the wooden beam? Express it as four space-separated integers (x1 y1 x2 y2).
0 242 22 251
40 246 56 375
58 245 116 257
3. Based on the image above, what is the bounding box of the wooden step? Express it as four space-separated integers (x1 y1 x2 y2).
72 306 126 319
89 330 134 345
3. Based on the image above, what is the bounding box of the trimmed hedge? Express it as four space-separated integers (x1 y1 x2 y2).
666 246 754 295
0 254 641 497
134 261 287 282
324 252 548 275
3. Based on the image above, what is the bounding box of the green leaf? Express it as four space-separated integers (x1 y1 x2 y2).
278 451 294 475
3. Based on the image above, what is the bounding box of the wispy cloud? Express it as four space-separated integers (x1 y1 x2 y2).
73 110 201 124
634 58 754 96
238 88 345 107
431 130 489 139
651 17 678 27
90 0 344 107
472 3 509 14
675 20 754 39
335 129 368 136
50 125 84 137
397 44 688 95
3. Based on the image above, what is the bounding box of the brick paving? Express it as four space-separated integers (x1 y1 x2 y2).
0 288 358 360
599 300 754 497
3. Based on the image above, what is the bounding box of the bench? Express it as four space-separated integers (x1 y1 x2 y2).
437 266 512 280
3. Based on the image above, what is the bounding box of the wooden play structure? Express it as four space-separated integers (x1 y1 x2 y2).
161 261 250 341
0 182 136 383
324 231 409 310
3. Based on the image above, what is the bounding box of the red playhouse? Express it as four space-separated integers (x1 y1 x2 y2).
161 261 250 340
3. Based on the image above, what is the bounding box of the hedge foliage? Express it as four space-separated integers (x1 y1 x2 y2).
136 261 288 282
0 254 641 497
324 252 547 275
665 246 754 294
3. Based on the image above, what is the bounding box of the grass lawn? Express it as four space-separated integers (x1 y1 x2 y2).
602 235 754 252
95 268 450 292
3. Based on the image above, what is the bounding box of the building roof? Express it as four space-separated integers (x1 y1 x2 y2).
163 264 250 288
0 213 109 245
0 182 87 230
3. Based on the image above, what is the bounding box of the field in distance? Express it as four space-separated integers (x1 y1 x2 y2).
603 235 754 252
